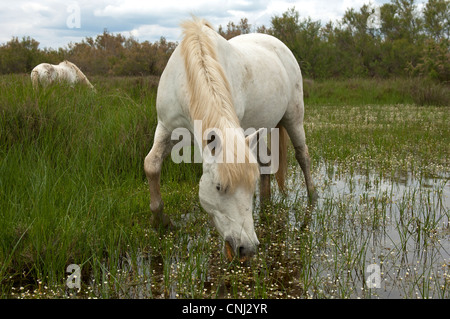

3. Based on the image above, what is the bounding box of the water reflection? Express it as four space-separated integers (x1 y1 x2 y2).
113 161 448 299
280 162 449 298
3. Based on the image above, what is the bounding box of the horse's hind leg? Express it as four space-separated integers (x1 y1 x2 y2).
283 119 318 203
144 122 173 228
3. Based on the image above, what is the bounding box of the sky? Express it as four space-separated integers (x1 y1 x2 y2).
0 0 427 49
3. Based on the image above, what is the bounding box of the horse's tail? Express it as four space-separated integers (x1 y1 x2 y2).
31 69 39 90
275 124 288 192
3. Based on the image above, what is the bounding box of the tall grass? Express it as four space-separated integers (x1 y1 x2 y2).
0 74 201 294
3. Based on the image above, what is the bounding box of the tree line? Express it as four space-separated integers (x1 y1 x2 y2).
0 0 448 82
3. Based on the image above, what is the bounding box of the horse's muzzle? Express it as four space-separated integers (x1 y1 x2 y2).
224 237 258 265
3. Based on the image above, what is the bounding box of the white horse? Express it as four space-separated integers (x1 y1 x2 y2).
144 18 317 263
31 61 95 90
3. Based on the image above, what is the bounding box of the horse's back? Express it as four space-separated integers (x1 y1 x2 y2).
230 33 298 66
225 33 303 129
32 63 53 74
157 30 304 132
228 33 302 95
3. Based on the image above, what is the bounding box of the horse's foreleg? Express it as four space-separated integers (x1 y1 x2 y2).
144 123 172 228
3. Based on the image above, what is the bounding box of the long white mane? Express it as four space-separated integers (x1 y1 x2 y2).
31 61 95 90
180 18 259 192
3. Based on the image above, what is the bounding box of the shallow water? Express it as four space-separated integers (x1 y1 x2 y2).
88 162 449 299
280 162 449 298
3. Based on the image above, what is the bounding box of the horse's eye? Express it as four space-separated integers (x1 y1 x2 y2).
216 184 229 193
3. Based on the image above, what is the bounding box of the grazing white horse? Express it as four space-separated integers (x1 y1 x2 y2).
145 18 317 262
31 61 95 90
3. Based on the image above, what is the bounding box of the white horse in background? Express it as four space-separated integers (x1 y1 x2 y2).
31 61 95 90
145 18 317 263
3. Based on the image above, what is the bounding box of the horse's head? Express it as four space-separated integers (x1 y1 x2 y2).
198 129 263 263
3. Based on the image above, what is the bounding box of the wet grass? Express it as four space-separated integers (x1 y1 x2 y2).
0 75 448 299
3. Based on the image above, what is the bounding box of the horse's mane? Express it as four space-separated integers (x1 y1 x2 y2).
180 17 259 192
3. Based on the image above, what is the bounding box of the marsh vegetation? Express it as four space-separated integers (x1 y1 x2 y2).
0 75 448 299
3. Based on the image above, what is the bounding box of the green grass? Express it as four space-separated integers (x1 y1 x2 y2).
0 74 448 299
0 74 201 296
303 103 449 176
303 77 449 107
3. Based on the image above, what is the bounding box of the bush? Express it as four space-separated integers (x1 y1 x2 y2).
404 77 450 106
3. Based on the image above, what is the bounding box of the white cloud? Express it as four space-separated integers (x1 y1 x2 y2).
129 24 181 41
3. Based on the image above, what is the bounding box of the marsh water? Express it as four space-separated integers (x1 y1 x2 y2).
282 162 449 298
92 162 449 299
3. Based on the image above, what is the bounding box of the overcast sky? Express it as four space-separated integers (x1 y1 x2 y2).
0 0 427 49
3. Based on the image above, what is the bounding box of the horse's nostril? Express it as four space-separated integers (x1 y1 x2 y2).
238 246 245 257
238 245 256 258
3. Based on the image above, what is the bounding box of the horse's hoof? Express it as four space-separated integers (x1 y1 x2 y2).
151 212 173 230
309 189 319 204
